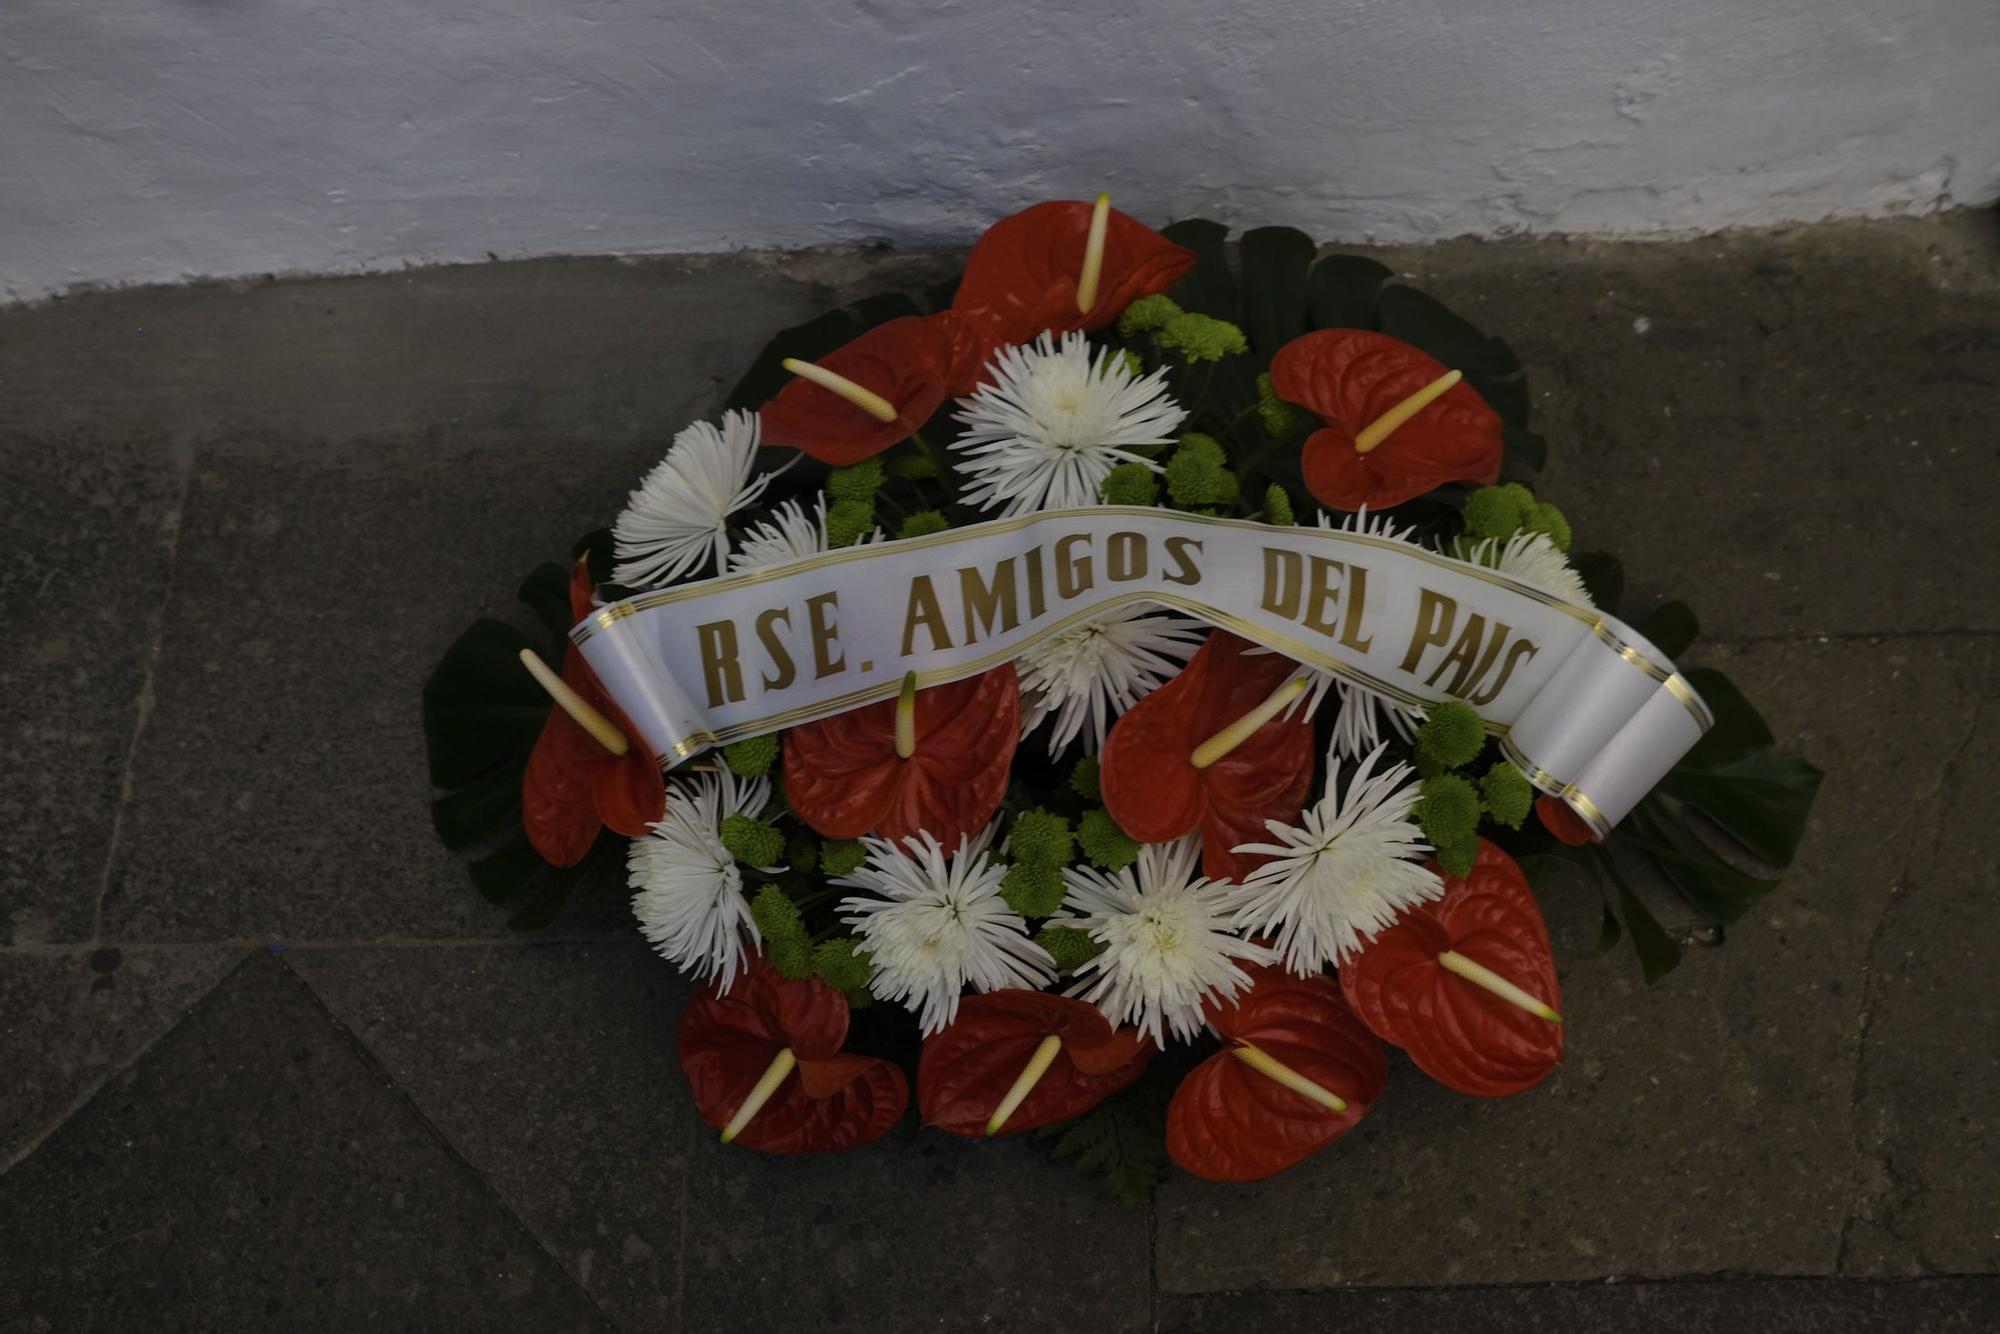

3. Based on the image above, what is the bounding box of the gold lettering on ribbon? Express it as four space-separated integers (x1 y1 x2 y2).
902 576 953 655
697 618 745 708
805 592 845 679
959 558 1021 642
1162 535 1203 586
1054 533 1094 599
754 607 797 691
1261 546 1303 618
1400 588 1459 674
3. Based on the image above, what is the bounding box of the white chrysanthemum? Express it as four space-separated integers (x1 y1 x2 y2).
726 495 881 574
1015 605 1207 755
628 769 781 992
951 331 1185 516
1252 508 1425 754
1219 743 1441 974
1475 530 1593 607
1059 835 1275 1046
613 410 781 587
835 824 1055 1034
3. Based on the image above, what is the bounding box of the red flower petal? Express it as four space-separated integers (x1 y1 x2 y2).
1536 794 1600 847
676 953 909 1153
1099 633 1314 882
1340 839 1563 1097
918 991 1154 1138
783 665 1020 848
1269 330 1504 511
952 200 1196 354
760 312 979 466
1166 964 1387 1182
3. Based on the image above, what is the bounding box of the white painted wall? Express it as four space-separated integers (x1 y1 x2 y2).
3 0 1997 300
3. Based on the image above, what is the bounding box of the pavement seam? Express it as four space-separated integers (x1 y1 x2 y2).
1158 1270 2000 1300
0 946 259 1180
86 440 195 945
273 951 626 1333
0 933 638 957
1706 629 2000 647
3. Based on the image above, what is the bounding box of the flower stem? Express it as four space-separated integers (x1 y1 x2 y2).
908 430 957 503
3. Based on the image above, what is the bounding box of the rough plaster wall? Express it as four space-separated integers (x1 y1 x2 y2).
2 0 1996 300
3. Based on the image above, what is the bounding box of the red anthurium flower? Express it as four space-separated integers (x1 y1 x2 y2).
1166 962 1388 1182
1269 329 1503 512
759 312 983 466
919 991 1153 1138
1099 632 1314 883
521 559 666 866
1536 794 1600 847
952 199 1197 354
677 950 909 1153
784 665 1020 848
1340 839 1564 1098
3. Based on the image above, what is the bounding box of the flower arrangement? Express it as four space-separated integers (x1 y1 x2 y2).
423 196 1821 1199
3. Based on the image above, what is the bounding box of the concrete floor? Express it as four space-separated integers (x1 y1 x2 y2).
2 210 1998 1332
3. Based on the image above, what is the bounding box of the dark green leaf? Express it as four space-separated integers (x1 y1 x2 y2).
1501 426 1549 479
1160 219 1238 321
723 293 922 412
1596 900 1623 953
1306 254 1393 330
507 871 582 930
422 618 548 789
1679 668 1776 769
1238 226 1316 357
1658 752 1824 868
469 831 544 905
1622 798 1781 924
1618 882 1682 983
430 751 529 850
1637 600 1700 659
1375 286 1530 427
518 561 575 649
1571 551 1624 613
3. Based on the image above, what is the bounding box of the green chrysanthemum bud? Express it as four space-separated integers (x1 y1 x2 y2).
819 838 866 878
1256 372 1302 436
1434 835 1480 879
898 510 949 539
1115 349 1150 380
750 885 813 978
1165 444 1240 508
1068 756 1102 801
1262 483 1295 526
1480 761 1535 830
719 813 786 868
826 458 885 503
786 827 819 874
1462 483 1535 541
1078 808 1141 871
1416 773 1481 849
1177 432 1227 466
1002 862 1066 918
1100 462 1160 506
812 936 873 991
1416 698 1486 771
1009 808 1073 867
1157 312 1249 363
843 985 874 1009
1523 500 1573 553
1117 294 1182 336
723 734 779 779
886 453 938 481
824 496 876 548
1037 924 1105 973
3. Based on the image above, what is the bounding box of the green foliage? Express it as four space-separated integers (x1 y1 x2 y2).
1115 349 1149 380
1255 372 1301 437
1434 835 1479 879
1416 773 1481 849
720 814 785 868
820 838 867 878
1176 432 1227 466
843 985 874 1009
812 936 873 991
1037 924 1105 973
1462 483 1536 541
1479 762 1534 829
1262 483 1295 526
1068 756 1102 801
1009 808 1074 867
1523 500 1573 552
1117 293 1182 336
1033 1075 1170 1208
1078 808 1141 871
1157 312 1248 362
1002 862 1067 917
825 496 876 548
886 453 938 481
1165 434 1240 507
1416 699 1486 771
1100 462 1160 506
786 827 819 874
724 734 779 779
750 885 812 977
826 458 885 503
897 510 949 539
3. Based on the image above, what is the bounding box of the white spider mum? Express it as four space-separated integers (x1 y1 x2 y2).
836 824 1055 1034
1473 530 1593 607
1219 743 1441 974
613 410 781 587
628 769 781 992
1016 604 1207 755
951 331 1185 516
1059 835 1275 1046
727 495 880 574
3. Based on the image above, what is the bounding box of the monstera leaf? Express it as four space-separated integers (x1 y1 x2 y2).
919 991 1153 1137
1342 839 1564 1097
1166 964 1387 1182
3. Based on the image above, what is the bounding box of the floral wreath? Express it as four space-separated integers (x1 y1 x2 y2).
423 196 1822 1198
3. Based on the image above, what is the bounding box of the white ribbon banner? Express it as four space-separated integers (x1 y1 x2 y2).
572 507 1709 836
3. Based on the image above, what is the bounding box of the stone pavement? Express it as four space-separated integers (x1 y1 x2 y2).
2 211 1997 1332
